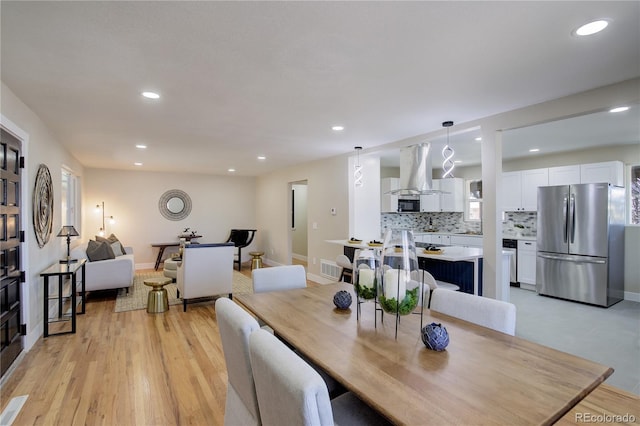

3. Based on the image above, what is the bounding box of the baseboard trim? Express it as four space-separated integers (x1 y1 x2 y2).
624 291 640 302
292 253 308 262
307 273 335 285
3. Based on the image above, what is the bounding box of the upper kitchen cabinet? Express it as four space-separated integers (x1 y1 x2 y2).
502 168 549 211
549 165 580 185
580 161 624 186
381 177 399 212
421 178 464 212
549 161 624 186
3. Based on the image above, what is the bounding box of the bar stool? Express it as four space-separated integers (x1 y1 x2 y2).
336 254 353 283
250 251 265 270
144 277 172 313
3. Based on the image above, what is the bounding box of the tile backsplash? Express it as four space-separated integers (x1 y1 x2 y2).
380 211 537 236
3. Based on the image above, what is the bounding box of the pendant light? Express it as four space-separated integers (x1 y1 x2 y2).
441 121 455 178
354 146 363 187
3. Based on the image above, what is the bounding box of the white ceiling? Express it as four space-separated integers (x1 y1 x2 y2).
2 1 639 176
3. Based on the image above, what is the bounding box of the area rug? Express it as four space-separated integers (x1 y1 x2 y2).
114 270 253 312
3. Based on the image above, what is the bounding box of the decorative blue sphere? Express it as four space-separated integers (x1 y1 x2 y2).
333 290 352 310
421 323 449 351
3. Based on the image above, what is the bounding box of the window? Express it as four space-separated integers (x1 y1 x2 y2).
61 167 79 230
465 179 482 221
631 165 640 225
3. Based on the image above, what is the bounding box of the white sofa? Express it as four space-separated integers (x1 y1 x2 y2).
70 243 135 292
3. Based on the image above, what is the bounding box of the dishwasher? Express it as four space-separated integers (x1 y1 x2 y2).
502 239 518 285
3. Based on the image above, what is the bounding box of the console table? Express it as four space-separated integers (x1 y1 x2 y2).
39 259 86 337
151 235 202 270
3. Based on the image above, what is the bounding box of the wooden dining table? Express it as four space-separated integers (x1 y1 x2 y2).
235 283 614 426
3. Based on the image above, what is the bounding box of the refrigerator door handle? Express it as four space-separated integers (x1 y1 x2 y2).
537 253 606 264
569 193 576 244
563 195 568 243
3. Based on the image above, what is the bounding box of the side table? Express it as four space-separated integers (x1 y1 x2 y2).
39 259 86 337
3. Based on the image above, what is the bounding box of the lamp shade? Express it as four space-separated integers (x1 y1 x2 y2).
57 225 79 237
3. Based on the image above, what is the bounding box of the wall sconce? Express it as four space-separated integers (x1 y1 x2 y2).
354 146 363 187
95 201 115 236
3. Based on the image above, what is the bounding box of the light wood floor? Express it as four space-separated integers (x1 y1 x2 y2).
0 266 261 426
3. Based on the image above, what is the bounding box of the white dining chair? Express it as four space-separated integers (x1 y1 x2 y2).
429 288 517 335
249 329 390 426
215 298 261 426
251 265 307 293
336 254 353 283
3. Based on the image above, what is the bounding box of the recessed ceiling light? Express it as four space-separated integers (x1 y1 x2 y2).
529 148 540 153
135 144 147 149
474 137 482 142
609 106 629 113
257 156 266 160
228 168 236 173
332 125 344 131
575 20 608 36
134 162 143 166
142 91 160 99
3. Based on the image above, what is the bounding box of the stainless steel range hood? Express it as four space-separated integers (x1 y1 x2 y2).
389 143 443 196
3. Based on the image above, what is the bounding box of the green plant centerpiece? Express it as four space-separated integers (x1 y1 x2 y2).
378 286 419 315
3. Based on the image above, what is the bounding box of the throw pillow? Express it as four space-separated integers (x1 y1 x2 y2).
96 234 125 256
86 240 116 262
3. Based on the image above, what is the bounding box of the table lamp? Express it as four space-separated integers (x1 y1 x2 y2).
57 225 79 263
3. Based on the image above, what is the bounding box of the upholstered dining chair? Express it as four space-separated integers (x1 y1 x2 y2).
429 288 517 336
176 243 234 311
413 270 460 308
225 229 257 271
215 298 261 426
251 264 307 294
249 329 390 426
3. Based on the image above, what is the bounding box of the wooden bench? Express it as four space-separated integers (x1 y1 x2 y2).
557 384 639 425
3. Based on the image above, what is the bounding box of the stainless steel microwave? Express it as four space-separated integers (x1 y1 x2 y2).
397 198 420 212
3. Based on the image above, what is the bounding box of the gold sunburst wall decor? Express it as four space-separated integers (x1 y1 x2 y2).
33 164 54 248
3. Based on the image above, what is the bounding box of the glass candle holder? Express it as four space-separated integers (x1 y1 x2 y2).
353 248 379 301
378 229 419 316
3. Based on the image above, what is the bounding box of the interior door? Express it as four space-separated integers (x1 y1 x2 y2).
1 128 23 377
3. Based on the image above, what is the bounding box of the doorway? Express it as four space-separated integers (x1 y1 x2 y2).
290 181 308 267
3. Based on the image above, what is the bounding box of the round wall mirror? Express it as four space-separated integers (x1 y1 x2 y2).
159 189 192 221
166 197 185 214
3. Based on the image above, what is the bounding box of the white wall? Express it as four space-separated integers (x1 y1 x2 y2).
256 155 349 280
1 82 85 348
291 183 308 258
83 168 257 268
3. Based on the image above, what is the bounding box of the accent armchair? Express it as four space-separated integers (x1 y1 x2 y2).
176 243 234 311
225 229 257 271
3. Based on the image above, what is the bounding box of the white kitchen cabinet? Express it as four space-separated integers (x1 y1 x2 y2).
431 234 451 246
517 240 537 286
420 180 440 212
421 178 464 212
502 169 548 211
450 235 483 248
549 165 580 186
381 178 399 212
580 161 624 186
439 178 464 212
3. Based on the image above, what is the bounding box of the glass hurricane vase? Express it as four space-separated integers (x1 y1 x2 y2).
353 248 379 301
378 229 420 317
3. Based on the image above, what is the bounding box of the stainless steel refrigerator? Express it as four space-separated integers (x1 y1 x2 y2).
536 183 625 307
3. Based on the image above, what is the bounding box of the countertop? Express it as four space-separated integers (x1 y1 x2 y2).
327 240 513 261
413 231 536 241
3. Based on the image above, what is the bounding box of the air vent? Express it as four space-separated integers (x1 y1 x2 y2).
320 259 341 280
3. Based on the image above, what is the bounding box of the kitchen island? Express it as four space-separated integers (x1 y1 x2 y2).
327 240 512 299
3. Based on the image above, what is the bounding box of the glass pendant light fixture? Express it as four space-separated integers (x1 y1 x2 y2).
441 120 455 178
354 146 363 187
